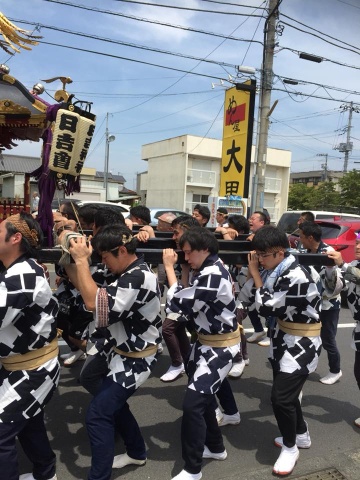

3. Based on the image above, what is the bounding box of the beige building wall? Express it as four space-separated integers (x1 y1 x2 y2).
140 135 291 223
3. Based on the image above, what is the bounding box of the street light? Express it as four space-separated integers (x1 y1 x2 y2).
103 112 115 202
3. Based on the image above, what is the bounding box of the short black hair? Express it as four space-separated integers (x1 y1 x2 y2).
300 211 315 222
193 204 210 222
172 215 199 229
228 215 250 234
298 221 322 242
59 200 80 221
217 207 228 215
78 204 100 226
91 224 137 256
129 205 151 225
94 208 125 229
179 226 218 255
253 210 270 225
252 225 289 251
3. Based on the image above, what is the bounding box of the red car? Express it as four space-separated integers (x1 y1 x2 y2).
288 219 360 263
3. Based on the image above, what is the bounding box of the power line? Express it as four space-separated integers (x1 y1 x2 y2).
279 20 360 57
278 46 360 71
281 13 360 54
11 19 237 70
42 0 264 17
199 0 266 8
37 40 231 81
272 87 360 104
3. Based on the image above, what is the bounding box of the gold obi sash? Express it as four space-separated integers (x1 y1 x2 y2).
1 338 59 371
277 319 321 337
197 326 240 348
113 344 158 358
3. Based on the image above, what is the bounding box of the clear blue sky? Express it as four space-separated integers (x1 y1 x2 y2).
2 0 360 190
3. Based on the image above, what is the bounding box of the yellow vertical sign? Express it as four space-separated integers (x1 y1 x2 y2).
220 80 255 198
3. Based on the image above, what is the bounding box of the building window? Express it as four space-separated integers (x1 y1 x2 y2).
193 194 209 204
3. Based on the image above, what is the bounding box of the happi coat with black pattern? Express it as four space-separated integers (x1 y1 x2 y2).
94 257 162 390
240 258 322 375
0 256 60 423
342 261 360 351
166 254 239 394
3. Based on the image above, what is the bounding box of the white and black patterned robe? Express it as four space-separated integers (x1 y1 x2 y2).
0 256 60 423
95 257 162 390
166 254 239 394
240 260 322 375
341 261 360 351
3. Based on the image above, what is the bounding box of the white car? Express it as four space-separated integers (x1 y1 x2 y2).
76 200 130 213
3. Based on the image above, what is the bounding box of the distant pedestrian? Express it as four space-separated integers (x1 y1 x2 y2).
215 207 228 227
31 191 40 213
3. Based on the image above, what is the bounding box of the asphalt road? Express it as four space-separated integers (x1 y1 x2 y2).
18 307 360 480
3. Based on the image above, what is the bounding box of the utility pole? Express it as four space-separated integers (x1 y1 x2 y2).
334 102 359 173
103 113 109 197
316 153 328 181
103 112 116 202
254 0 280 212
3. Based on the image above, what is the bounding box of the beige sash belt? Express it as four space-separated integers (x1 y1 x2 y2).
197 326 240 348
277 319 321 337
1 338 59 371
113 344 158 358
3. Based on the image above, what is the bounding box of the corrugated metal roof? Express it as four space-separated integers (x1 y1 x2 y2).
95 171 126 183
1 154 41 173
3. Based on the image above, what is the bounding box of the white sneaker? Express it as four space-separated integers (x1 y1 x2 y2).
258 337 270 347
171 469 202 480
160 364 185 382
215 407 223 424
112 452 146 468
273 445 299 476
63 350 86 366
319 371 342 385
247 331 266 343
19 474 57 480
354 417 360 428
228 360 245 378
244 358 250 366
218 412 240 427
274 428 311 449
60 351 73 360
202 445 227 460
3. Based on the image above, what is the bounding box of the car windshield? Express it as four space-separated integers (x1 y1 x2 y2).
318 224 343 239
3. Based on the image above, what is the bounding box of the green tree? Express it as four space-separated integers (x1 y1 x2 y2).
288 183 314 210
338 169 360 210
309 181 341 210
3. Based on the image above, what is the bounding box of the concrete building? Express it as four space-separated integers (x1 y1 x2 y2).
290 170 344 189
139 135 291 223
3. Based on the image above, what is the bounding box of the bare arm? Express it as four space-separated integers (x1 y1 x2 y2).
247 250 263 288
163 248 178 287
68 236 98 311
